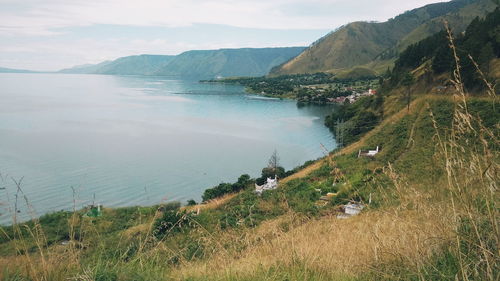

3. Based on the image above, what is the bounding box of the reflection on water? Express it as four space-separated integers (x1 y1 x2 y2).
0 73 336 224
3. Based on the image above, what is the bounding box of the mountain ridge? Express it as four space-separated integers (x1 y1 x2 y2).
271 0 497 76
0 67 38 73
59 47 306 79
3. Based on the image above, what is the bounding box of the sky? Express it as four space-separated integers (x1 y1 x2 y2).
0 0 447 71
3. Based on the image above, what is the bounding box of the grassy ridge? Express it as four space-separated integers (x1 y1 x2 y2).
271 0 497 76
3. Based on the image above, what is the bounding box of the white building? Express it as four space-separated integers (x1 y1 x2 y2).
255 176 278 194
358 146 380 158
344 202 364 215
337 202 365 219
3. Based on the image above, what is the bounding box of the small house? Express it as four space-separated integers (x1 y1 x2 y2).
358 146 380 158
344 202 364 215
337 202 365 219
255 176 278 194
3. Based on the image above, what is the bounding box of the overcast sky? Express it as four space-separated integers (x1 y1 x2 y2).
0 0 447 71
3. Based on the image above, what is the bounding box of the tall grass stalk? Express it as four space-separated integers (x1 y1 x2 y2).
426 22 499 281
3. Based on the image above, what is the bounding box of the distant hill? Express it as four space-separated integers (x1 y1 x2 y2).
58 55 173 75
271 0 497 76
59 47 305 79
58 61 112 74
153 47 306 79
0 67 37 73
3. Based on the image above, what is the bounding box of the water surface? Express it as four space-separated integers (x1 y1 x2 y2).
0 73 335 224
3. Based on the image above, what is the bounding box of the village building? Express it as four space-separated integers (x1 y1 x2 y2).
255 176 278 194
337 202 365 219
358 146 380 158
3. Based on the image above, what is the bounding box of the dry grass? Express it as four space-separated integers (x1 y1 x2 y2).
171 202 454 280
182 192 241 213
0 245 80 280
280 160 326 185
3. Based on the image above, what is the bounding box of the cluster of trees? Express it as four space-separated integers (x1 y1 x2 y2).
209 73 378 101
201 174 252 202
325 94 384 146
211 73 335 97
390 8 500 91
296 78 379 104
152 202 193 238
296 87 351 104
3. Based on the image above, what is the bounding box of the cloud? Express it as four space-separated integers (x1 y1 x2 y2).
0 0 448 70
1 0 447 35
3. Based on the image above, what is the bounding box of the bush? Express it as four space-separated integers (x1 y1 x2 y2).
153 202 193 238
202 174 253 201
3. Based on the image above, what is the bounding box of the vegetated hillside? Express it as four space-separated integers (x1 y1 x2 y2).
58 47 305 78
153 47 306 79
271 0 497 76
0 67 37 73
389 7 500 92
93 55 174 75
58 55 174 75
325 7 499 147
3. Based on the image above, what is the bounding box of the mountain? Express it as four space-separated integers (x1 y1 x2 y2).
153 47 306 79
58 55 173 75
59 47 305 79
58 61 112 74
271 0 497 76
0 67 37 73
94 55 174 75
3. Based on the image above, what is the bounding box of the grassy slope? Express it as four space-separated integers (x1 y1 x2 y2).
272 0 497 76
171 93 497 281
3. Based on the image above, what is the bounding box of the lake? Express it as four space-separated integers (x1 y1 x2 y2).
0 73 336 224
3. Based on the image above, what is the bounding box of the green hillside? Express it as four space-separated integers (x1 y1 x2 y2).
271 0 497 76
58 47 305 79
153 47 306 79
93 55 174 75
58 55 173 75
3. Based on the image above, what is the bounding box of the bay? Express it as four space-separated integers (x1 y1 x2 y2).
0 73 336 224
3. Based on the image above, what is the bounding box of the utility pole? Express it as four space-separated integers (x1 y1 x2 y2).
402 72 415 113
336 119 345 149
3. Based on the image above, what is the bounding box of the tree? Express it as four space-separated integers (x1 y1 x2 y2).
268 149 280 172
401 72 415 113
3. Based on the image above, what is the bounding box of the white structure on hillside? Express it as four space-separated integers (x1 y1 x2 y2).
337 202 365 219
255 176 278 194
358 146 380 158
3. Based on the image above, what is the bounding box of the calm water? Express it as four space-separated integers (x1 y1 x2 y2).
0 73 335 224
